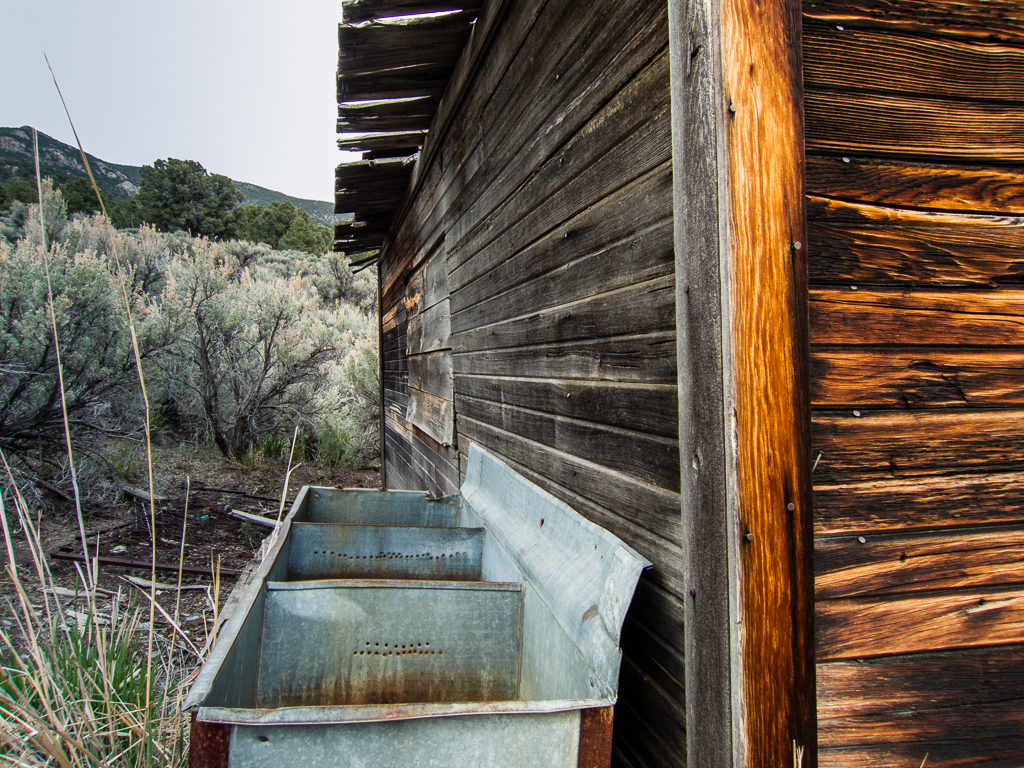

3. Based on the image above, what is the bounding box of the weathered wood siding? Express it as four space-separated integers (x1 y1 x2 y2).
804 1 1024 764
377 0 680 764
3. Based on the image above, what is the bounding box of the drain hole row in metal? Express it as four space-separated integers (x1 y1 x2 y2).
311 551 470 561
353 641 443 658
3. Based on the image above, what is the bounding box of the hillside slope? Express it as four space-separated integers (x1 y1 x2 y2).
0 126 333 224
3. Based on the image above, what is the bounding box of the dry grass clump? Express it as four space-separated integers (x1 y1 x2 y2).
0 473 204 767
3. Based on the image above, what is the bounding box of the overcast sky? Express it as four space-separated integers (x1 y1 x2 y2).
3 0 347 202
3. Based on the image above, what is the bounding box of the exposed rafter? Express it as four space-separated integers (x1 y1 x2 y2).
334 1 480 255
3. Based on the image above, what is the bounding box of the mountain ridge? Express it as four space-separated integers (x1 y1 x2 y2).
0 126 334 225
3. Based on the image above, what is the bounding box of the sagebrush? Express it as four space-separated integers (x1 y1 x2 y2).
0 182 379 503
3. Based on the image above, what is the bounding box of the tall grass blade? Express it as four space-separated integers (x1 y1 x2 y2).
31 127 92 591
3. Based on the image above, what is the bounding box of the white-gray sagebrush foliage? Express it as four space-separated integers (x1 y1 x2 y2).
0 181 379 503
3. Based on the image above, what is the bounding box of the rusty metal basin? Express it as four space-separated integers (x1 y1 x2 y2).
184 444 649 768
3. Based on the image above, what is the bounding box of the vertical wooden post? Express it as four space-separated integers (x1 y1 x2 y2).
670 0 816 762
378 259 387 489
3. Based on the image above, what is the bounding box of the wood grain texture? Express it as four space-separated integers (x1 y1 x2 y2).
806 90 1024 162
441 2 670 277
452 331 677 383
456 394 680 491
816 586 1024 660
405 386 454 446
810 348 1024 407
612 656 688 767
806 156 1024 216
807 223 1024 288
405 252 449 317
818 644 1024 724
448 51 673 287
454 276 676 353
448 164 673 315
342 0 482 25
406 298 452 354
815 526 1024 599
338 12 475 78
407 351 453 401
669 0 735 762
337 95 438 133
804 27 1024 103
394 0 667 271
803 0 1024 44
454 375 679 438
814 471 1024 535
724 0 816 762
812 409 1024 480
819 739 1024 768
810 288 1024 345
451 218 673 335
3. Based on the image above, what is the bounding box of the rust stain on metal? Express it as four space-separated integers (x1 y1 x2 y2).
189 712 230 768
577 706 614 768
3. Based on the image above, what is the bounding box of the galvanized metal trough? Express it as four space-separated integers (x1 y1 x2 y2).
184 444 650 768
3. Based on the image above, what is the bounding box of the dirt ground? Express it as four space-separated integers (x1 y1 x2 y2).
0 441 380 648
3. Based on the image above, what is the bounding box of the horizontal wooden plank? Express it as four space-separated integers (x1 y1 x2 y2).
802 0 1024 45
451 217 674 334
812 410 1024 480
382 304 402 333
382 0 549 257
613 655 687 767
339 92 437 117
336 156 416 188
809 288 1024 345
450 162 672 312
818 645 1024 766
806 156 1024 216
620 592 687 701
454 275 676 353
452 331 677 383
818 739 1024 768
409 422 460 475
456 395 679 492
820 706 1024 766
408 351 453 401
815 525 1024 599
402 0 668 282
811 348 1024 408
804 27 1024 103
342 0 482 25
813 471 1024 535
405 251 449 317
806 90 1024 162
807 228 1024 289
405 386 454 446
449 51 672 285
338 12 475 78
406 298 451 354
454 375 678 438
337 130 428 153
457 415 684 544
818 643 1024 723
816 585 1024 660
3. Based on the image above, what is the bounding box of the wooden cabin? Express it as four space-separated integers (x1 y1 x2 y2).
335 0 1024 765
